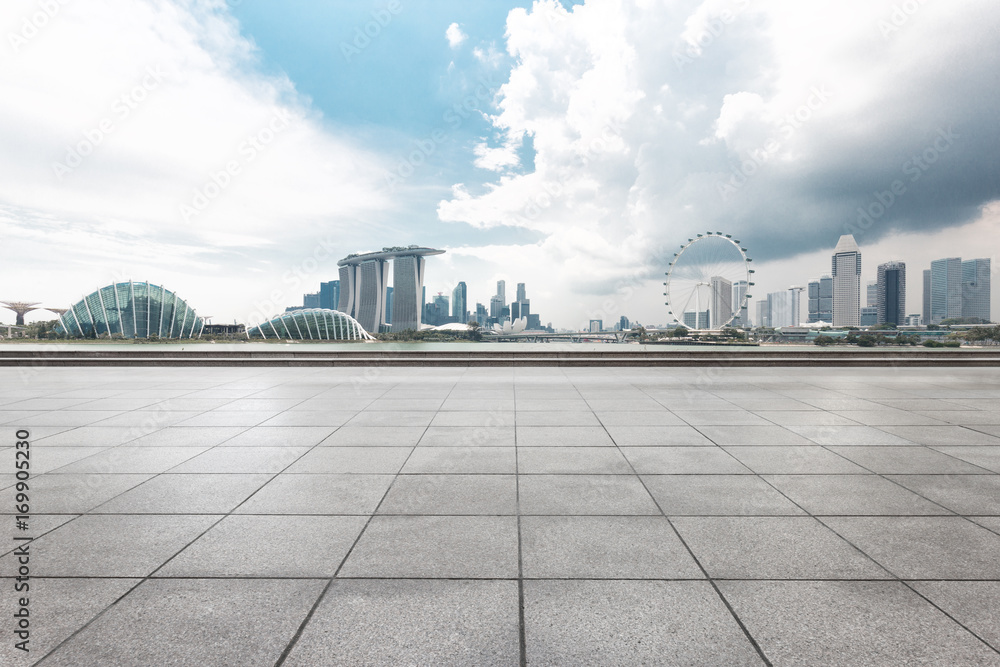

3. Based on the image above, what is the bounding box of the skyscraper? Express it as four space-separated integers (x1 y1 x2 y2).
930 257 962 324
709 275 733 328
961 258 991 322
496 280 506 308
831 235 861 326
756 299 769 328
452 282 467 323
807 275 833 323
337 247 444 333
732 281 749 327
319 280 340 311
922 269 931 325
789 286 804 326
876 261 905 326
866 281 878 307
767 290 796 328
516 283 526 302
384 286 393 324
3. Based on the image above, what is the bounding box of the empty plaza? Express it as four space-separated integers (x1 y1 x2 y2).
3 364 1000 665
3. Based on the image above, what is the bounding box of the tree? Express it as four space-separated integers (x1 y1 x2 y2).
466 320 482 342
813 335 837 346
671 326 689 338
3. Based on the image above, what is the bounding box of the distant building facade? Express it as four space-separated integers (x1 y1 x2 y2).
710 275 732 328
831 235 862 326
876 261 906 326
961 258 991 322
808 275 833 323
930 257 963 324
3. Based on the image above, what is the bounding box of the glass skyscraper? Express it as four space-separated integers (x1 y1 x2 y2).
876 261 905 326
807 275 833 323
930 257 963 324
961 258 991 322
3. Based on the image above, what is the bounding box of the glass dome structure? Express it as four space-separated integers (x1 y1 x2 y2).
247 308 374 340
57 281 204 338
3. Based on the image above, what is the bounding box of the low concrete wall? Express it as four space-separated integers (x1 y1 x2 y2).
0 348 998 366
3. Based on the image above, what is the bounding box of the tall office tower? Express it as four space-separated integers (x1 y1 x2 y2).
476 303 488 323
831 235 862 326
682 311 709 329
452 282 467 322
511 302 520 319
589 319 603 333
384 287 393 324
860 306 878 326
390 255 425 331
767 290 795 328
516 283 526 302
930 257 963 324
866 281 878 307
337 265 357 315
496 281 506 308
319 280 340 311
789 286 804 326
962 258 991 322
876 261 906 326
354 259 390 333
807 276 833 323
709 275 733 328
489 294 504 321
922 269 931 325
619 316 630 331
756 300 769 328
303 292 321 309
732 281 749 327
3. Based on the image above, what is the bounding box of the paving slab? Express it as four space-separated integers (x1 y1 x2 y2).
908 581 1000 652
719 580 1000 667
763 474 952 515
886 474 1000 514
644 475 805 515
401 446 514 473
377 474 518 515
338 516 519 578
518 474 660 515
92 473 272 514
671 516 890 579
0 514 219 576
824 516 1000 579
523 580 764 666
234 473 393 514
283 579 520 666
521 516 703 578
0 577 140 667
157 515 368 577
286 446 412 473
41 579 324 667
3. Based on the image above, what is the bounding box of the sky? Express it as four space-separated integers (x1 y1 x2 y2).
1 0 998 329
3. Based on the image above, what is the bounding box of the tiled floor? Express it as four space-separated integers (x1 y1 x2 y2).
2 366 1000 665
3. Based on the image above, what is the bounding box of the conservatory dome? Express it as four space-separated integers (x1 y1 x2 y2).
57 281 204 339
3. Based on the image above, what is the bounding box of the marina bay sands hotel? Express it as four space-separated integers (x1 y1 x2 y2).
337 246 445 333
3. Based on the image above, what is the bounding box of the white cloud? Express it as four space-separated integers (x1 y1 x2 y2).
437 0 1000 327
445 22 467 49
0 0 393 324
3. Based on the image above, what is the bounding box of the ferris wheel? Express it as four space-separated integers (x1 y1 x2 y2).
663 232 753 329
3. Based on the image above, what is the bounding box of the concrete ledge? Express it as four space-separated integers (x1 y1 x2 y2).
1 348 998 366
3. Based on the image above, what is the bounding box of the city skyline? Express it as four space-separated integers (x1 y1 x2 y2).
2 1 999 329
